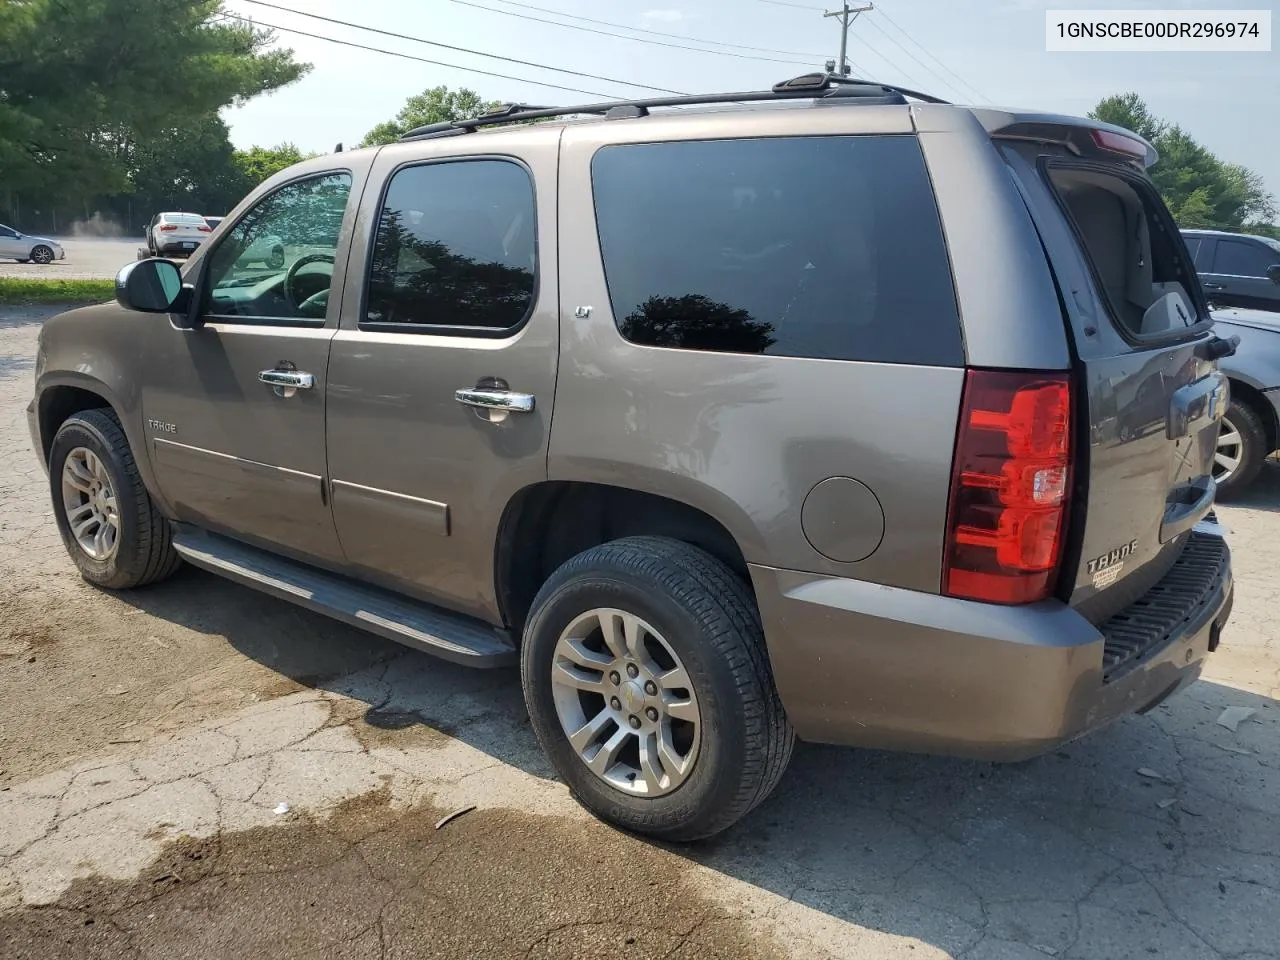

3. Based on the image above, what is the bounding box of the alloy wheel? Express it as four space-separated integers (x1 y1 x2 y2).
60 447 120 561
550 607 701 797
1214 417 1243 484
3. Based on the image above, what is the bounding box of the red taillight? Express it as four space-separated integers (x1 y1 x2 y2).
197 225 211 232
159 224 178 231
943 369 1073 605
1090 128 1148 161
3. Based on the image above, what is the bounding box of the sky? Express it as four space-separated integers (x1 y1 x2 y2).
222 0 1280 202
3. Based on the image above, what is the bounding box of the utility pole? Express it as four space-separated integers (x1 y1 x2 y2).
823 2 873 77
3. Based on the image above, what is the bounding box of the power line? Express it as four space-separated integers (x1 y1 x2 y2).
469 0 830 59
858 16 970 102
221 12 623 99
757 0 824 10
237 0 684 94
443 0 818 66
872 3 987 102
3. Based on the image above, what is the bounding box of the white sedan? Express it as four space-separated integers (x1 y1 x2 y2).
0 224 65 264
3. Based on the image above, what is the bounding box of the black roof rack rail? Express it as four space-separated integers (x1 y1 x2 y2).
397 73 949 142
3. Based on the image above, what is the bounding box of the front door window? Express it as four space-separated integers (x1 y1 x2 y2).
204 172 352 322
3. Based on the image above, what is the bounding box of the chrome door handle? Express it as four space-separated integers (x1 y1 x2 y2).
259 369 314 398
1202 282 1225 290
454 388 535 413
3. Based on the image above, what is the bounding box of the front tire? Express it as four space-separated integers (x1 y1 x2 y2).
266 245 286 270
1214 399 1267 497
49 409 181 589
521 536 793 841
30 245 54 265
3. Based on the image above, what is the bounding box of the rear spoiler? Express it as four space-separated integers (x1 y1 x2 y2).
967 108 1159 169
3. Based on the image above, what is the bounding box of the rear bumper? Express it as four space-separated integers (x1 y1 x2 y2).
751 527 1232 761
155 238 203 256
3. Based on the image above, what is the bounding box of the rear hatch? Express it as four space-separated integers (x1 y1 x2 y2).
988 117 1230 624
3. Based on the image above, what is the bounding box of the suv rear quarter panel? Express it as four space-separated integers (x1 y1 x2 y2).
912 105 1070 371
551 106 965 593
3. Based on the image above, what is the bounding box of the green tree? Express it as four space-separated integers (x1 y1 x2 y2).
0 0 309 231
233 143 314 187
1090 93 1276 236
125 116 249 224
360 86 498 146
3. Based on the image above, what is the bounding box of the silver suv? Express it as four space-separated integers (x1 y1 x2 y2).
28 76 1236 840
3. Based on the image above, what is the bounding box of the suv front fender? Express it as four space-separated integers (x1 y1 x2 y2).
33 302 169 512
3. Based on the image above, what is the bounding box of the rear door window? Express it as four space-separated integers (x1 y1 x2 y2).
1045 165 1204 340
363 159 537 333
1212 238 1274 278
1192 238 1214 270
589 135 963 366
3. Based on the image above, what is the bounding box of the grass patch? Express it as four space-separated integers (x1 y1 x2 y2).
0 277 115 305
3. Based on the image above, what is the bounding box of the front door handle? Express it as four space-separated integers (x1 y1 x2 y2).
454 388 535 413
259 368 314 399
1202 282 1225 290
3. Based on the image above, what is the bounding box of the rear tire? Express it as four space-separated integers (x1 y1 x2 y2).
521 536 793 842
49 409 182 589
266 246 286 270
1214 399 1267 497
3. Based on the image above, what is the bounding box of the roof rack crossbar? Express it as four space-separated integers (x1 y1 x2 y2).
397 73 948 142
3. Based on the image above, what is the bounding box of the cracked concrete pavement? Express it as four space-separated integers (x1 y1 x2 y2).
3 305 1280 959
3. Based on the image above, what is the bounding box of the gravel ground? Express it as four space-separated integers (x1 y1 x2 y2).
2 304 1280 959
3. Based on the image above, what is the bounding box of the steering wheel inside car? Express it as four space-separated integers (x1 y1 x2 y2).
284 253 336 315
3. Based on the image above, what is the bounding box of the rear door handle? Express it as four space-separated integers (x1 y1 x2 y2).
259 369 314 398
454 388 535 413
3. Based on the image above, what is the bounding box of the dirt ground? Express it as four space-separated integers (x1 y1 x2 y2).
3 304 1280 960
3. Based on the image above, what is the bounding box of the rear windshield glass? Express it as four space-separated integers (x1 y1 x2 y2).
1046 166 1202 338
163 213 206 225
590 135 963 366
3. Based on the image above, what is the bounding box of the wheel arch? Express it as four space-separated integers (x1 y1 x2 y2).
494 480 754 635
36 376 168 513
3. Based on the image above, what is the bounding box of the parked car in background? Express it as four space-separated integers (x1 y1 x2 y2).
241 230 287 269
1212 306 1280 493
1183 229 1280 312
146 212 211 258
0 223 64 264
199 215 285 269
30 75 1236 841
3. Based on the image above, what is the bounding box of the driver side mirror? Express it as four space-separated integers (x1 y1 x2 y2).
115 258 191 316
1267 263 1280 285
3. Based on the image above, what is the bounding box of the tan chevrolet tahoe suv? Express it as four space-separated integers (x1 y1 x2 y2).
29 75 1235 840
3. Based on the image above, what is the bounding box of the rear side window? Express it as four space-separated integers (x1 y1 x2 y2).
1212 238 1275 278
590 136 963 365
1046 165 1202 339
364 159 537 332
